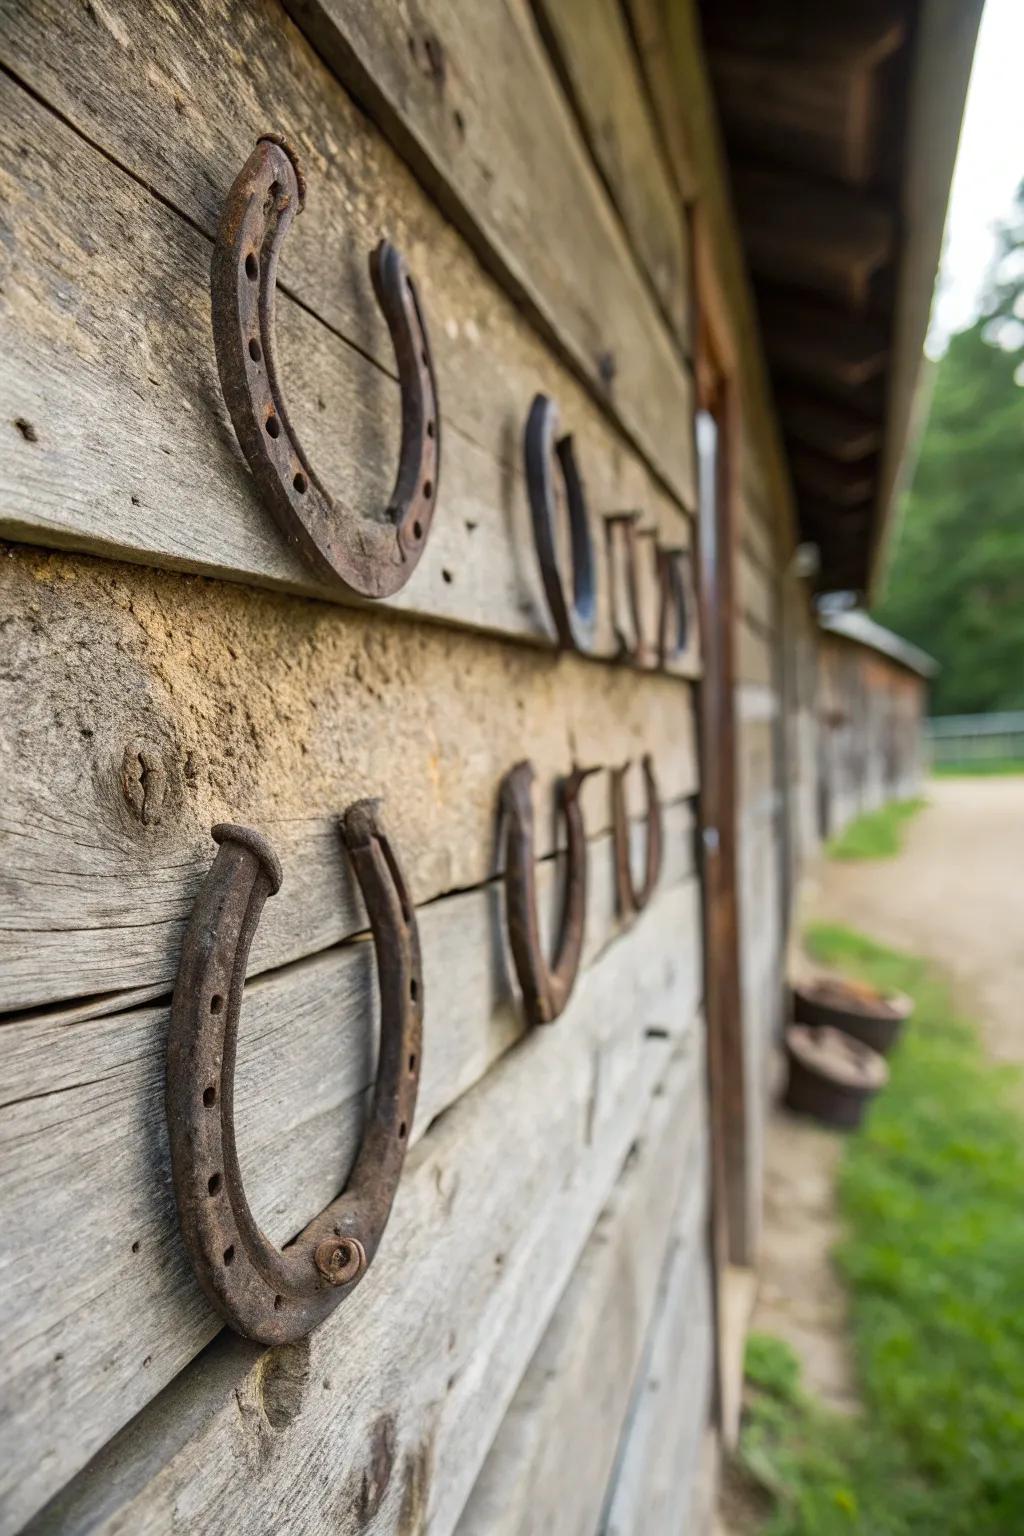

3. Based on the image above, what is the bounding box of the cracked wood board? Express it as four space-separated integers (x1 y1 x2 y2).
0 545 697 1011
600 1200 714 1534
0 5 697 640
20 891 702 1534
0 830 696 1529
455 1030 707 1536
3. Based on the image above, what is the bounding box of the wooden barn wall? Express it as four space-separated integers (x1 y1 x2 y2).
817 636 927 841
0 2 746 1534
734 464 789 1258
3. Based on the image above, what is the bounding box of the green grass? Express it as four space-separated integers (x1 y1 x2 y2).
826 799 925 860
736 924 1024 1535
932 758 1024 777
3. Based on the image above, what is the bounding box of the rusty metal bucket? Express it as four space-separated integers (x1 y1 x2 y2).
794 975 913 1055
784 1023 889 1129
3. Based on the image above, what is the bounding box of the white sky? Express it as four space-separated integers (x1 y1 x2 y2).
927 0 1024 354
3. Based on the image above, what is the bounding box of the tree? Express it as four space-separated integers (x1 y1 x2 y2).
874 185 1024 716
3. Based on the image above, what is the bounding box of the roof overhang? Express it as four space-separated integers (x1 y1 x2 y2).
698 0 983 597
820 610 938 677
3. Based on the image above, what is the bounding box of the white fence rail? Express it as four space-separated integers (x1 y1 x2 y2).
926 710 1024 767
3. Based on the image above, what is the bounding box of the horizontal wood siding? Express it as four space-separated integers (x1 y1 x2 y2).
0 0 813 1527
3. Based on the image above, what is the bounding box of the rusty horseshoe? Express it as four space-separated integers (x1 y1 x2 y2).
611 756 663 918
604 513 660 668
166 804 422 1344
501 760 596 1026
657 546 691 667
525 394 597 652
211 135 441 599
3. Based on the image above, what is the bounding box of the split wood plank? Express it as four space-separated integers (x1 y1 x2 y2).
600 1209 714 1534
0 66 698 666
0 545 697 1012
532 0 690 341
21 891 703 1534
1 821 695 1531
280 0 695 495
455 1042 707 1536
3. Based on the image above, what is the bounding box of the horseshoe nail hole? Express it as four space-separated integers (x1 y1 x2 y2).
210 994 224 1015
410 976 418 1001
266 414 281 439
248 338 262 363
274 1294 284 1311
413 520 423 540
293 472 307 494
408 1053 417 1073
453 107 466 137
223 1245 235 1266
131 1240 141 1254
399 1121 407 1140
245 253 259 281
427 419 436 438
422 479 433 499
208 1172 222 1196
203 1085 217 1108
442 568 453 584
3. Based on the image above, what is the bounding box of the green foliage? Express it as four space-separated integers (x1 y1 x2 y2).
932 758 1024 777
874 188 1024 716
826 799 925 860
736 926 1024 1534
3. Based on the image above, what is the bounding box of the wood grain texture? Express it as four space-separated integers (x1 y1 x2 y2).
22 896 702 1534
456 1038 707 1536
533 0 690 341
600 1214 714 1534
0 545 697 1012
0 65 699 662
625 0 799 555
281 0 695 497
2 825 695 1531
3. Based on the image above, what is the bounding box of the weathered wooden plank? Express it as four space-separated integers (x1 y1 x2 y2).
0 0 694 519
22 893 702 1534
600 1216 713 1534
280 0 695 491
1 816 696 1531
738 543 776 635
0 66 698 664
736 617 774 687
625 0 801 556
532 0 689 341
0 545 697 1012
456 1040 706 1536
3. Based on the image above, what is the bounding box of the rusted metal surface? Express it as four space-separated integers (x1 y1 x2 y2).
611 755 663 919
657 545 691 666
501 760 595 1026
784 1023 888 1130
794 976 911 1056
211 135 440 599
524 393 596 653
166 803 422 1344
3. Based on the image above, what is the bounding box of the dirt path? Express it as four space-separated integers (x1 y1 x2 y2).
812 777 1024 1068
738 776 1024 1480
